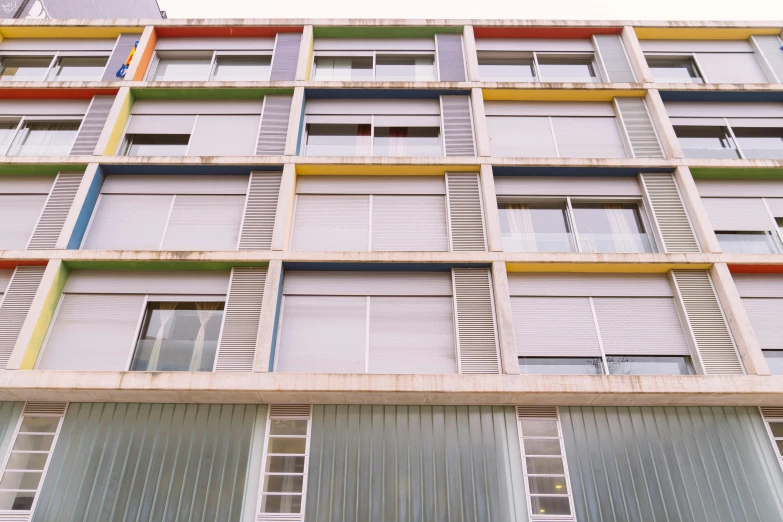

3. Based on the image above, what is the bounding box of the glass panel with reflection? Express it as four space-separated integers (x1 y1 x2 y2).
538 56 597 82
373 127 440 156
674 126 740 159
763 350 783 375
646 56 703 83
478 51 536 81
51 56 107 81
124 134 190 156
0 57 51 81
519 357 604 375
313 57 373 81
153 57 211 81
606 356 695 375
305 124 371 156
716 231 783 254
375 55 435 81
10 122 80 156
733 127 783 160
212 55 271 81
499 203 574 253
572 203 653 253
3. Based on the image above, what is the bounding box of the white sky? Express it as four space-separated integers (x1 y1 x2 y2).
156 0 783 21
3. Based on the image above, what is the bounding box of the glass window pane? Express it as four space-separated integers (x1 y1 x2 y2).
607 356 695 375
305 124 371 156
716 231 783 255
0 490 35 510
646 56 703 83
519 420 559 438
499 203 574 253
153 58 211 81
674 126 740 159
0 471 42 490
260 494 302 514
528 476 569 495
125 134 190 156
777 440 783 453
313 57 373 81
572 203 653 253
12 435 54 452
267 437 307 454
263 475 304 494
0 57 51 81
19 417 59 434
538 56 597 82
529 495 571 516
52 56 107 81
478 52 535 81
526 457 565 475
212 55 271 81
373 127 440 157
523 439 562 456
269 419 309 436
11 122 80 156
764 350 783 376
770 422 783 437
733 128 783 160
265 456 306 474
375 55 435 81
5 453 48 471
519 357 604 375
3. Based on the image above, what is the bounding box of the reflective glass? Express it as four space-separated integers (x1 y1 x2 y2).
5 453 48 471
572 203 653 253
11 435 53 452
212 55 271 80
519 357 604 375
52 57 107 81
153 58 211 81
312 57 373 81
260 494 302 513
733 128 783 160
0 57 51 81
373 127 440 156
646 56 703 83
305 124 371 156
764 350 783 376
0 471 41 491
519 420 559 438
478 52 535 81
529 495 571 516
125 134 190 156
606 356 695 375
523 439 562 456
538 56 597 82
0 121 18 152
528 476 569 495
769 422 783 437
675 126 740 159
526 457 565 475
263 475 304 494
19 417 59 434
375 55 435 81
264 456 306 473
11 122 79 156
499 203 574 253
270 419 309 436
267 437 307 454
716 231 783 254
0 490 35 510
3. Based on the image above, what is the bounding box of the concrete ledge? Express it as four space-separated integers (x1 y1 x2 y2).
0 371 780 406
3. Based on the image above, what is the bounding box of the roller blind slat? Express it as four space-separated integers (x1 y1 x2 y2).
82 194 172 250
0 195 47 250
594 34 636 82
188 115 260 156
126 114 195 134
695 52 768 83
512 296 602 357
742 298 783 350
593 297 690 355
290 195 370 251
702 197 775 231
371 195 448 252
435 34 466 81
161 195 244 251
487 116 556 157
552 117 627 158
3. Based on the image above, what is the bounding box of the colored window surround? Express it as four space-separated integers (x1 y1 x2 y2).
154 26 303 38
473 27 622 39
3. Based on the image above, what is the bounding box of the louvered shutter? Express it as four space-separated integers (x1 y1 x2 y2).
214 267 266 371
593 34 636 83
742 298 783 350
27 172 83 250
435 33 467 81
551 117 627 158
277 295 367 372
615 98 665 159
702 197 774 231
440 95 476 156
269 33 302 81
69 96 114 155
672 270 744 375
0 195 47 250
238 172 281 250
511 296 601 357
368 296 457 373
371 195 448 251
752 35 783 82
486 116 557 157
593 297 690 355
37 293 144 370
446 173 486 251
102 34 138 81
452 268 500 374
82 194 171 250
256 95 292 156
161 195 244 251
0 266 45 369
640 173 700 252
290 195 370 251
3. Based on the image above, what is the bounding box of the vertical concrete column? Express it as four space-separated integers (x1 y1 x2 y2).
621 26 653 82
709 263 771 375
463 25 481 82
645 88 684 159
6 260 68 370
56 163 103 249
124 25 157 81
271 163 296 251
673 166 722 253
254 260 283 373
471 88 491 157
480 163 503 252
491 261 519 375
284 86 305 156
295 25 314 81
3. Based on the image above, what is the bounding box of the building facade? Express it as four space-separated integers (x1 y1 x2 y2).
0 17 780 522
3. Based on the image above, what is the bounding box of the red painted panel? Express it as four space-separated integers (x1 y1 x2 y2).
728 264 783 274
0 260 48 269
473 27 622 39
0 89 118 100
155 26 303 38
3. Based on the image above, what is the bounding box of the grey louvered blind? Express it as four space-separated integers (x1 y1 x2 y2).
290 195 370 251
256 95 292 155
0 266 45 368
640 173 700 253
270 32 302 80
102 33 138 81
742 298 783 350
672 270 744 374
594 34 636 83
453 268 500 374
552 117 627 158
188 115 260 156
696 52 769 83
435 33 467 81
441 95 476 156
486 116 557 157
82 194 172 250
615 98 664 158
702 197 774 231
37 293 144 370
368 296 457 374
511 296 602 357
69 96 114 155
33 403 262 522
161 195 244 251
27 171 83 250
752 35 783 82
371 195 448 251
0 195 47 250
215 267 266 371
593 297 690 355
446 173 487 251
238 172 281 250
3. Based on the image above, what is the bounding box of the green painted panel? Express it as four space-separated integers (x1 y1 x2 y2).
690 167 783 179
62 260 268 271
0 165 86 176
131 88 295 100
313 26 462 38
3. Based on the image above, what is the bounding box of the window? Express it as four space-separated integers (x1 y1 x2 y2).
732 127 783 160
152 55 213 81
0 57 52 81
122 134 190 156
375 55 435 81
477 51 599 82
373 126 441 156
764 350 783 375
0 122 19 152
49 56 107 81
715 231 783 254
572 203 653 253
674 126 740 159
312 54 435 81
606 355 695 375
499 203 574 253
702 197 783 254
519 357 604 375
130 301 225 372
477 51 536 81
211 55 271 80
312 57 373 81
0 54 108 82
538 56 598 82
646 56 703 83
304 124 371 156
8 122 80 156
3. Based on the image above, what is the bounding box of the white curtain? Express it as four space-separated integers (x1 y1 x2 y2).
505 204 537 252
147 303 179 370
605 204 638 252
189 302 221 371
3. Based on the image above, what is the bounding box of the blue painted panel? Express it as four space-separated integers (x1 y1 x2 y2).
659 90 783 103
66 165 104 250
491 166 673 177
267 267 285 372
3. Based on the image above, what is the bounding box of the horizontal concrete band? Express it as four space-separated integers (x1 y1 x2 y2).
0 371 780 406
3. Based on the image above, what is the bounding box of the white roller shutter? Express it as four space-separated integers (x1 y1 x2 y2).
126 114 195 134
508 272 673 297
702 197 775 231
371 195 448 251
282 271 452 296
732 273 783 297
161 195 245 251
0 195 47 250
593 297 690 355
290 195 370 251
511 296 602 357
695 53 768 84
82 194 172 250
742 298 783 350
188 115 260 156
487 116 556 157
552 117 627 158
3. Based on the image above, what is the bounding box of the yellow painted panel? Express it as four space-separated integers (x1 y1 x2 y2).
482 89 646 102
20 261 68 370
103 89 132 156
634 27 782 40
505 262 712 273
0 27 144 39
296 164 480 175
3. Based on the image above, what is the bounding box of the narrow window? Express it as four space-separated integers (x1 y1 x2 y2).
477 51 536 82
50 56 107 81
0 57 52 82
375 55 435 81
537 56 598 82
211 55 271 81
674 126 740 159
304 124 371 156
645 56 704 83
373 126 440 157
732 127 783 160
606 355 695 375
123 134 190 156
571 203 654 253
761 408 783 471
9 122 80 156
498 202 574 253
519 357 605 375
312 57 373 81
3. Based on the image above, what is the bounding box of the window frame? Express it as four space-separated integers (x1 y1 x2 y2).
761 408 783 472
644 52 706 83
310 49 438 82
477 50 601 83
0 52 110 82
120 132 193 157
147 50 274 82
674 118 783 160
705 195 783 253
4 117 82 157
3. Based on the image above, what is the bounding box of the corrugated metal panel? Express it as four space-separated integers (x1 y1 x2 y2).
508 273 673 297
453 269 500 374
161 195 245 251
305 405 528 522
37 294 144 371
368 296 457 374
753 35 783 82
732 274 783 297
215 267 266 372
276 296 366 373
82 194 171 250
27 172 83 250
552 117 627 158
270 33 302 81
446 173 486 252
0 267 45 368
188 115 260 156
371 195 448 252
69 97 114 155
741 298 783 350
616 98 664 159
593 297 690 355
0 195 47 250
593 35 635 83
672 270 744 375
696 52 768 83
486 117 557 158
441 96 476 156
290 195 370 252
33 403 263 522
560 406 783 522
640 174 700 253
282 271 453 296
435 34 467 82
102 34 138 81
257 95 292 156
511 297 601 357
238 172 281 250
702 197 774 231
